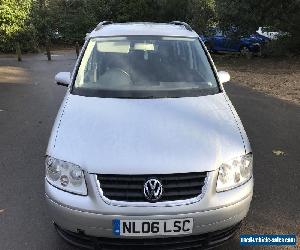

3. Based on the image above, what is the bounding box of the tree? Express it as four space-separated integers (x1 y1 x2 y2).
215 0 300 53
30 0 217 45
0 0 33 51
187 0 216 33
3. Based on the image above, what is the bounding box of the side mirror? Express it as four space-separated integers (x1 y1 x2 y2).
218 71 230 84
55 72 71 87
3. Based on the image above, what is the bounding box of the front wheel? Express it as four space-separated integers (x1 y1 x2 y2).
240 46 252 58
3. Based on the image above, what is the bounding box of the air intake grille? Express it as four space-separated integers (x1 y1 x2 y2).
97 172 207 202
55 222 241 250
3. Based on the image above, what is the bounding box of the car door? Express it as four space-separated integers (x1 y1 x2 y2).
223 31 241 52
211 29 226 51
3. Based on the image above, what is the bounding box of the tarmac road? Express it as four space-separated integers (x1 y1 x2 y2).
0 52 299 249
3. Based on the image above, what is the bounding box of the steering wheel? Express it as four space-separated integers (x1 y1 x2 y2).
101 67 133 86
113 67 130 77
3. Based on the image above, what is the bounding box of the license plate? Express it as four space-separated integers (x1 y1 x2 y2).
112 218 193 236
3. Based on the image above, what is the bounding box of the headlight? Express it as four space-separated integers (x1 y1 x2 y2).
45 156 87 195
216 153 253 192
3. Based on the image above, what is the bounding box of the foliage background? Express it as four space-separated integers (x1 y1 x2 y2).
0 0 299 54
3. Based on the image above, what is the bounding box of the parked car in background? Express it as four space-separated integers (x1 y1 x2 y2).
256 27 279 40
201 28 267 54
250 32 271 43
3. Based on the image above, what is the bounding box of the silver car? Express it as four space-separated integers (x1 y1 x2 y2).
45 21 253 249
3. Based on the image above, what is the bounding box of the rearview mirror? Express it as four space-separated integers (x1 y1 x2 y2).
55 72 71 87
218 71 230 84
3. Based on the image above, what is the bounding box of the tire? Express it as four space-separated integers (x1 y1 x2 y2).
240 46 252 58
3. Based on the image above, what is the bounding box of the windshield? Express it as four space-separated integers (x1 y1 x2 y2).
73 36 219 98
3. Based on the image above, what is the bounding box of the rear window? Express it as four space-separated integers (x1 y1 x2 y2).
73 36 219 98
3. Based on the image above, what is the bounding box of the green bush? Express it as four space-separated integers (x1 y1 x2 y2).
262 36 300 57
0 0 298 56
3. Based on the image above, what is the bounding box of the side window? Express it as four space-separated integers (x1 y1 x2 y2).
84 47 98 83
173 41 194 70
173 41 184 61
186 43 193 70
75 40 96 86
191 40 215 82
86 48 96 71
176 41 180 56
179 42 193 69
176 42 188 63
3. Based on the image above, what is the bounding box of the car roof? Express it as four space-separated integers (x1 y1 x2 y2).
89 22 199 38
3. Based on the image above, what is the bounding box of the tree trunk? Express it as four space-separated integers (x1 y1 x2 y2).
16 42 22 62
75 42 80 58
46 39 51 61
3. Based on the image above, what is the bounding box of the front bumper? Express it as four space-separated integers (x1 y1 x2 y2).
45 171 253 238
54 222 242 249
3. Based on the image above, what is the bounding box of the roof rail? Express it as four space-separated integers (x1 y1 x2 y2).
170 21 193 31
94 21 113 31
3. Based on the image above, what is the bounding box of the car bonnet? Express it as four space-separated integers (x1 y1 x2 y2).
47 93 247 174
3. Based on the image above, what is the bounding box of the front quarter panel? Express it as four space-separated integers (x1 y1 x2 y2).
46 92 70 155
206 45 251 154
223 93 252 154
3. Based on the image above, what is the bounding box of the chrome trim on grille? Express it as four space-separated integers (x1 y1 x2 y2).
94 173 210 207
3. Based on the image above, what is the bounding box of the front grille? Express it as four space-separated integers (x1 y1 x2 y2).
97 172 207 202
55 222 241 250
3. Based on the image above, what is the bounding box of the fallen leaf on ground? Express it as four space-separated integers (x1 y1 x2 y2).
272 150 285 156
